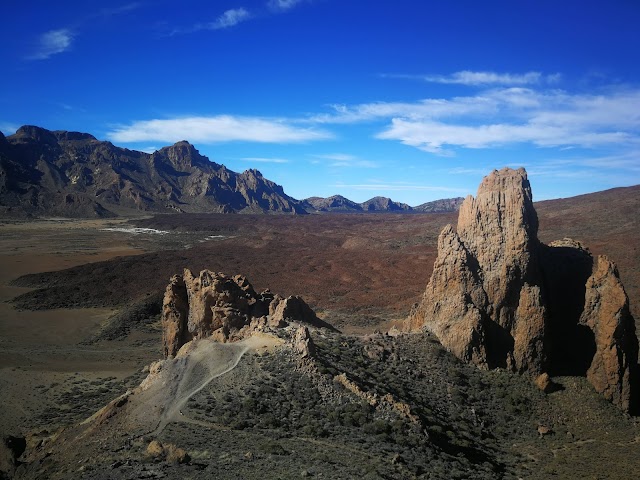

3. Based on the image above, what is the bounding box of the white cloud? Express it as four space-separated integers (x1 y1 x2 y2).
268 0 306 11
241 157 290 163
312 153 379 168
209 8 251 30
422 71 553 86
139 146 159 154
377 117 633 155
108 115 332 144
313 85 640 155
332 183 466 193
28 29 73 60
382 71 562 86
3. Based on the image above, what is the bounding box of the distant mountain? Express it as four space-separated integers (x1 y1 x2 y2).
414 197 465 213
0 126 305 217
361 196 412 212
0 125 467 218
302 195 462 213
302 195 363 212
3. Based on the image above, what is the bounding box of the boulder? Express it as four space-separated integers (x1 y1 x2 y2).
293 326 316 358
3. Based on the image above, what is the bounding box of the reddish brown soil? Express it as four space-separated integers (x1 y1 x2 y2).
9 184 640 332
11 213 456 330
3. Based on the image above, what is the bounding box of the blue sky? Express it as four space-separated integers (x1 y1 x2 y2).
2 0 640 205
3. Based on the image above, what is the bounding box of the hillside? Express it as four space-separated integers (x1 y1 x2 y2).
0 126 304 217
0 125 466 217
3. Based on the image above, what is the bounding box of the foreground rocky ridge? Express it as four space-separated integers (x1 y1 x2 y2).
407 167 639 413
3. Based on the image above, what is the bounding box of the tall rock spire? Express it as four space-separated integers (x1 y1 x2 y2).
407 167 638 412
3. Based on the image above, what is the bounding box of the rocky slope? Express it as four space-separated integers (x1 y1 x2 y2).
0 126 305 217
407 167 639 413
414 197 464 213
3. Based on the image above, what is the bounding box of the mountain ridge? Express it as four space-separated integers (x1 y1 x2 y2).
0 125 464 217
0 125 304 217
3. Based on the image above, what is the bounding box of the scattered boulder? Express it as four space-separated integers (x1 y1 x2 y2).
294 326 316 358
406 167 638 412
535 373 559 394
537 425 553 437
145 440 190 464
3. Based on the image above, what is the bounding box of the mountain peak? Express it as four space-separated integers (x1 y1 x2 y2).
12 125 59 145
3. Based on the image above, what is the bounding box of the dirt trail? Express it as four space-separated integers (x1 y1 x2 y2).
121 334 283 437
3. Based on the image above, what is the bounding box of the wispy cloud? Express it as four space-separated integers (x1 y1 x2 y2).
27 29 74 60
268 0 308 11
332 183 467 193
98 2 142 18
26 4 142 61
241 157 290 163
312 85 640 156
210 8 251 30
107 115 333 144
422 71 561 86
312 153 379 168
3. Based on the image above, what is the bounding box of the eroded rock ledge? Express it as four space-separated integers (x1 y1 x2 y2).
406 167 638 413
162 269 327 358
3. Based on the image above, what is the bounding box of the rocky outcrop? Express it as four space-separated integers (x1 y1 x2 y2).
407 167 638 412
408 168 547 373
302 195 364 212
162 269 323 357
580 256 638 412
293 325 316 358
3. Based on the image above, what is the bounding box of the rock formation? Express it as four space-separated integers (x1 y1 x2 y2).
162 269 325 357
580 256 638 412
407 167 638 412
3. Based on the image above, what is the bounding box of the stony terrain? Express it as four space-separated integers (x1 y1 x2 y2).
1 178 639 479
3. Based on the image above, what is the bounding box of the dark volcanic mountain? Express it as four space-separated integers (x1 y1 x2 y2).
0 126 305 217
414 197 464 213
361 196 412 212
302 194 363 212
302 195 422 213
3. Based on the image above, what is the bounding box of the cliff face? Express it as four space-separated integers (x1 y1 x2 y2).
0 126 305 216
407 167 638 412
